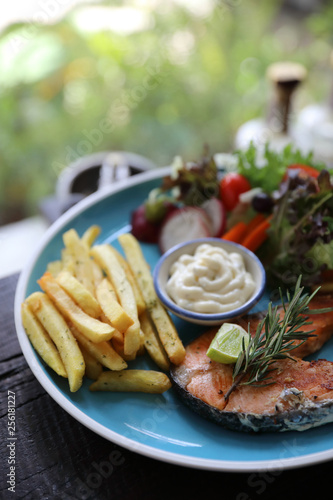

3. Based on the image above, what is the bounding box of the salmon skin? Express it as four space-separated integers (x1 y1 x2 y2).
170 295 333 433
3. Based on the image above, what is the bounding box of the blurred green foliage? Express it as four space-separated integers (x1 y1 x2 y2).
0 0 332 222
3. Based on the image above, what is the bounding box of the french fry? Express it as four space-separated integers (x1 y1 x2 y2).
110 328 136 361
89 370 172 393
109 246 146 315
21 301 67 378
25 292 85 392
81 225 101 248
96 278 134 333
111 338 135 361
109 327 140 361
22 225 182 396
137 329 146 357
63 228 95 295
139 311 170 371
70 325 127 371
118 233 186 365
80 345 103 380
46 259 63 277
38 272 115 343
110 329 145 361
92 260 104 289
61 247 75 273
112 328 124 344
56 270 102 318
90 245 140 357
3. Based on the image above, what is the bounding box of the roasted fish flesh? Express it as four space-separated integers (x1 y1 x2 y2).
170 295 333 432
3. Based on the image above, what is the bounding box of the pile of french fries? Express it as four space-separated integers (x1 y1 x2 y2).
21 226 185 394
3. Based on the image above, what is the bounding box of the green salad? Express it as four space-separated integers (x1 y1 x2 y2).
130 142 333 290
234 143 333 289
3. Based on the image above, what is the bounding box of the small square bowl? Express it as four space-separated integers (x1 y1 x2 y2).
153 237 266 326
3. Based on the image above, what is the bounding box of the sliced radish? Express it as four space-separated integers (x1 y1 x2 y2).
238 187 262 204
201 197 227 237
131 204 160 243
158 206 212 253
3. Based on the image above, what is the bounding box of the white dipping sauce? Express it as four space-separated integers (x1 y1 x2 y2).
166 243 255 314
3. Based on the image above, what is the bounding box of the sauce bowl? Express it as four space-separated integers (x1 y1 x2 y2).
153 237 266 326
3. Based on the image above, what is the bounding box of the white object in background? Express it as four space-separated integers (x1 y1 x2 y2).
235 118 294 153
294 53 333 166
234 61 307 153
0 216 49 278
294 103 330 151
313 119 333 167
295 105 333 166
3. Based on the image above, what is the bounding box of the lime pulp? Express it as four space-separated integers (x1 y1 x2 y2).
206 323 250 364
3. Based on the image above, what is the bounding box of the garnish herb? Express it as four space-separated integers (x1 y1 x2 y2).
224 275 331 401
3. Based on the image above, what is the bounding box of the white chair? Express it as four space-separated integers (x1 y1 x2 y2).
40 151 157 222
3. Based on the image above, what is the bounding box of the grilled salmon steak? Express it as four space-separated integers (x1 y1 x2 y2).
170 295 333 432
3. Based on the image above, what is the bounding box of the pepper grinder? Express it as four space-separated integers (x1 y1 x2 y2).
234 61 307 153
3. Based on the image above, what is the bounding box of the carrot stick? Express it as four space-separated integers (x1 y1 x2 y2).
221 222 248 243
241 218 271 252
243 213 266 237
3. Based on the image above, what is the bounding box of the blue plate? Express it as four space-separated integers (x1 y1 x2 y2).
14 167 333 471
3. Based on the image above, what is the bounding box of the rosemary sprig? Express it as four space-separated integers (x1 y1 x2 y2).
224 276 329 401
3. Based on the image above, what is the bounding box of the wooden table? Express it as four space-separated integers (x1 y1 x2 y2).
1 272 333 499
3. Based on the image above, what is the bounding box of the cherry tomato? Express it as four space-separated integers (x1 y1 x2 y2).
283 164 320 180
219 173 251 211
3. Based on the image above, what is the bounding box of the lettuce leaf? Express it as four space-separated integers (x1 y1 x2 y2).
306 240 333 270
235 142 327 193
262 169 333 288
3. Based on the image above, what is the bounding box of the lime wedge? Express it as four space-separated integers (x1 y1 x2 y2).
206 323 250 364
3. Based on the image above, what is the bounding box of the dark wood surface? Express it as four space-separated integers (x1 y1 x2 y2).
1 272 333 500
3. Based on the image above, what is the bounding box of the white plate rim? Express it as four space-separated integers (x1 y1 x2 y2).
14 166 333 472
